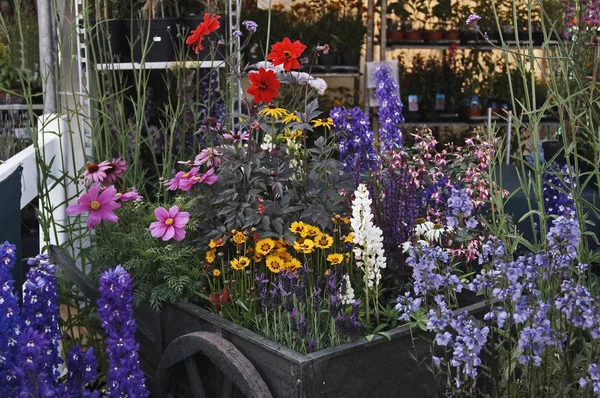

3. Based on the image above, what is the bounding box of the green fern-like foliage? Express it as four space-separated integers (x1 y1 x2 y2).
88 201 205 311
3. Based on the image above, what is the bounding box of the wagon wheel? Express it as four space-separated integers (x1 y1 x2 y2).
156 331 272 398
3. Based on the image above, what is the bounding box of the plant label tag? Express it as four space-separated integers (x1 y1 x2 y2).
408 95 419 112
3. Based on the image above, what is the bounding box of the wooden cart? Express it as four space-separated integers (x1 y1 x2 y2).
51 246 487 398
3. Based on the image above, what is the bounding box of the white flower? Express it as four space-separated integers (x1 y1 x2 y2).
351 184 387 290
415 221 435 237
340 274 355 305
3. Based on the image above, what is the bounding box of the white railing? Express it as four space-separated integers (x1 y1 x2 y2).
0 113 70 250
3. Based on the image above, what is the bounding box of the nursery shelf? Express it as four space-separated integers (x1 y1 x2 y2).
0 104 44 111
386 40 558 50
401 116 560 127
95 60 226 71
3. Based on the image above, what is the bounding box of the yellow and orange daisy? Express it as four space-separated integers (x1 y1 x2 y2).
343 233 354 243
285 257 302 270
209 238 224 249
230 256 251 271
327 253 344 265
289 221 307 235
314 233 334 249
206 249 216 264
311 117 334 130
213 269 221 277
255 238 276 256
300 224 321 238
266 255 285 273
293 239 315 254
232 231 247 244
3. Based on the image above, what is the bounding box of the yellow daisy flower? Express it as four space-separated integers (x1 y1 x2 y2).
314 233 334 249
213 269 221 277
206 249 216 264
256 238 276 256
266 255 285 273
232 231 247 244
209 238 224 249
311 117 334 130
282 112 301 124
282 129 303 140
327 253 344 265
276 248 293 261
301 225 321 238
293 239 315 254
289 221 307 235
258 104 289 120
285 257 302 270
343 233 354 243
230 256 251 271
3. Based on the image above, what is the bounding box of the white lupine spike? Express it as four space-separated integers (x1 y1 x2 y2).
351 184 387 290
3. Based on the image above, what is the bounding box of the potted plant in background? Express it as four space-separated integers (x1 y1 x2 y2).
386 1 409 41
0 1 40 101
87 0 131 63
432 0 460 40
328 0 367 71
388 0 426 40
423 0 443 41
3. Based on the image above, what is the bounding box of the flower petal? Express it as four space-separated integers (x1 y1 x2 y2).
66 203 89 216
150 222 167 238
87 211 101 229
162 226 175 241
154 207 169 222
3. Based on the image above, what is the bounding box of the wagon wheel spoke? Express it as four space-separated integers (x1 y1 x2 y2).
184 357 207 398
156 331 272 398
220 376 234 398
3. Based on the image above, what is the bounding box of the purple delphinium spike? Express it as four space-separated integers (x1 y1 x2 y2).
298 315 307 340
22 255 64 382
373 65 404 150
0 242 20 394
307 338 317 353
330 106 379 173
15 327 58 396
65 345 99 398
97 265 149 397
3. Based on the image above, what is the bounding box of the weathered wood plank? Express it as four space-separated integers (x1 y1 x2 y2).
156 331 272 398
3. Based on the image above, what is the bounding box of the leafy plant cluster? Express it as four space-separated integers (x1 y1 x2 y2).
86 200 205 310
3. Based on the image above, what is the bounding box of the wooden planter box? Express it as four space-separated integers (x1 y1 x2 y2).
137 299 487 398
49 246 487 397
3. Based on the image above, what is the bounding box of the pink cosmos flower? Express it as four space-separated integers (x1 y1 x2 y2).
222 131 249 143
82 161 111 185
116 189 143 202
103 158 127 184
149 205 189 241
194 147 223 168
194 167 218 185
66 184 121 229
165 167 200 191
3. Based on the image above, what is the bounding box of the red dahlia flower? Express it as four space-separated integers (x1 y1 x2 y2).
186 13 221 53
247 68 281 104
267 38 306 71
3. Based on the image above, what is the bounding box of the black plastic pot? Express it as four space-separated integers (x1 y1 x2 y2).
88 18 128 63
128 18 179 63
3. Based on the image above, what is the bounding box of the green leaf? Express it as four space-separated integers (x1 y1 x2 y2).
365 334 375 342
378 332 391 341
